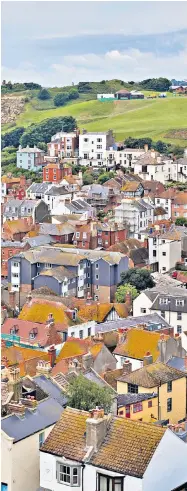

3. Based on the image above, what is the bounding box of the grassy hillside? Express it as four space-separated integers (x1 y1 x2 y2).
2 80 187 146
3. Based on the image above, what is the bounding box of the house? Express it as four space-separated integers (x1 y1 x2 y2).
115 89 131 99
17 145 45 171
33 266 78 297
1 240 30 277
8 246 129 301
115 198 154 235
39 406 187 491
133 150 174 184
172 192 187 221
175 158 187 182
81 183 117 209
44 185 73 212
1 317 63 348
18 294 79 328
38 222 75 244
133 286 187 335
1 175 27 203
97 93 115 101
1 345 50 377
106 147 145 170
107 238 149 268
154 188 177 219
43 163 72 183
1 388 63 491
142 180 165 198
117 361 187 424
148 230 182 273
117 392 158 421
51 198 95 219
2 219 35 241
3 198 49 224
26 182 52 200
73 221 127 250
79 129 115 169
114 328 186 370
122 181 144 197
48 129 79 159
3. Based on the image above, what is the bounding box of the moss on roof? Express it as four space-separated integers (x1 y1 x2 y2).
114 329 168 362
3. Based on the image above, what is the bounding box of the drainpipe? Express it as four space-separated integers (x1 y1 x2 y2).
81 464 85 491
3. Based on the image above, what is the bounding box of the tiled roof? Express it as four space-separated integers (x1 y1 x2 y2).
90 417 165 477
40 407 90 461
1 346 49 377
114 329 168 361
122 182 142 192
56 338 90 362
117 392 157 407
3 219 32 233
117 362 186 387
103 368 124 390
1 319 60 347
173 192 187 205
78 303 129 323
18 298 73 325
40 266 77 282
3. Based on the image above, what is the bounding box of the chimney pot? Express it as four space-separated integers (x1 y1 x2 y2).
86 410 109 451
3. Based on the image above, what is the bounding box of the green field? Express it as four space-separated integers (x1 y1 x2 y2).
2 91 187 146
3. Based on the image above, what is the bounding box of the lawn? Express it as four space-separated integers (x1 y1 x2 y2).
3 95 187 146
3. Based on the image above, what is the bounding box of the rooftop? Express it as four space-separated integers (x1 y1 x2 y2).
117 362 186 387
117 392 158 407
114 329 168 361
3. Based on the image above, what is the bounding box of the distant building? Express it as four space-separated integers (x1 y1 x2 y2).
79 129 115 168
47 129 79 158
43 163 72 183
97 93 115 101
17 145 45 171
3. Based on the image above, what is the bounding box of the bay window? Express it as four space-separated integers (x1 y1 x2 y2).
97 473 123 491
56 463 80 486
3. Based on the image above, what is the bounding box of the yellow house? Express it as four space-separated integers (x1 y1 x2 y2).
117 362 187 424
117 392 158 422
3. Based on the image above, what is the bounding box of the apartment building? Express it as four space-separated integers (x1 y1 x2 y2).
1 175 27 203
3 199 49 224
115 198 154 235
8 246 128 302
106 147 145 170
17 145 45 171
133 150 174 183
148 231 182 273
47 129 79 158
79 129 115 168
172 192 187 221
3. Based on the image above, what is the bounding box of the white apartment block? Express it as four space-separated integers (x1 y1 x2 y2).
115 198 154 235
133 150 174 184
79 130 115 168
148 236 181 273
106 148 145 170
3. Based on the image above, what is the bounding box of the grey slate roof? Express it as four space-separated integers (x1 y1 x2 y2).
117 392 157 407
1 397 63 442
46 186 70 196
27 183 50 194
39 266 77 282
96 313 171 333
25 235 55 247
151 293 187 313
34 375 67 407
39 223 75 236
1 240 25 248
167 357 187 373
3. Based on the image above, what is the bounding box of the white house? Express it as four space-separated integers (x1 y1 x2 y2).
106 148 145 170
148 234 181 273
39 406 187 491
44 186 73 213
97 93 115 100
133 150 174 184
79 130 115 168
26 182 52 200
51 198 95 219
68 321 96 339
133 287 187 335
114 198 154 235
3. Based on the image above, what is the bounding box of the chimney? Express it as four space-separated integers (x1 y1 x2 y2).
18 145 22 151
36 361 52 378
46 313 54 325
158 335 167 363
151 150 156 158
118 328 128 344
143 352 153 366
26 292 32 304
20 396 37 409
48 345 56 367
8 401 25 415
1 356 9 368
9 291 16 310
82 129 87 135
7 367 21 401
125 292 131 306
68 358 81 374
82 352 94 370
123 359 132 374
20 175 26 187
144 144 148 153
86 409 110 451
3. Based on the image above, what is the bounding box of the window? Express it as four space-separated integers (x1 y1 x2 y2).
98 474 123 491
167 398 172 412
161 240 165 244
95 274 99 280
79 330 83 339
95 263 99 269
156 199 160 204
141 308 146 313
128 383 138 394
88 327 91 337
162 267 166 271
13 262 19 267
162 251 166 256
71 332 75 337
87 283 90 288
161 311 165 319
76 232 80 238
148 400 152 408
45 263 52 268
153 250 157 257
159 298 168 305
39 432 45 448
97 138 102 142
12 273 19 278
177 325 182 334
176 299 184 307
84 138 88 142
167 381 172 392
177 312 182 320
96 285 99 290
133 402 143 413
37 263 40 267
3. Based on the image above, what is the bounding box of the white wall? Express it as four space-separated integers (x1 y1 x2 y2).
68 321 96 339
151 308 187 335
115 354 143 371
2 425 54 491
44 192 72 212
133 292 153 316
149 238 181 273
143 429 187 491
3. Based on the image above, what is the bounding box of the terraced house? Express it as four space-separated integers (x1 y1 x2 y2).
8 246 128 301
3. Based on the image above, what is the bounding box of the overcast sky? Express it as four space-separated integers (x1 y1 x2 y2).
2 1 187 86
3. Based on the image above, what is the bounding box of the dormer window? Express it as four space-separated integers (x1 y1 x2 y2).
159 298 168 305
176 299 184 307
10 326 19 335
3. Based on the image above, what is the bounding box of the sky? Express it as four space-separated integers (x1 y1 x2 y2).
1 1 187 86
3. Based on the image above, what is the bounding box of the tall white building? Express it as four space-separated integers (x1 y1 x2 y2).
79 130 115 168
133 150 174 184
106 147 145 170
114 198 154 235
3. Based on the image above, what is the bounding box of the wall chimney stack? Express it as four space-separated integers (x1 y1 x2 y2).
143 352 153 366
86 409 110 451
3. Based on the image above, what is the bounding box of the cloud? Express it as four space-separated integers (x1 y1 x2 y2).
2 48 187 87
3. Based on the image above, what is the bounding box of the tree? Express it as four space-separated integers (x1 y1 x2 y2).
115 283 138 302
20 116 77 147
128 81 135 85
175 217 187 226
119 268 155 291
124 137 153 149
37 141 47 152
78 82 92 93
54 92 69 107
67 374 113 413
1 127 25 149
82 171 94 185
140 77 171 91
69 89 79 100
97 171 114 184
38 88 51 100
154 140 168 153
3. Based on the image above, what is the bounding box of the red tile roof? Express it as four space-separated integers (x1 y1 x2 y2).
2 318 62 347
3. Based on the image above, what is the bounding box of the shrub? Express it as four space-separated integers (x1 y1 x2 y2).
54 92 69 107
38 88 51 100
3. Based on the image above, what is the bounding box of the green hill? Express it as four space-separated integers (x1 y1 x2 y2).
2 80 187 146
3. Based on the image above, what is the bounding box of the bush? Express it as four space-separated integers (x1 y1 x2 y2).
78 82 92 93
38 88 51 100
115 284 138 302
97 172 114 184
175 217 187 226
54 92 69 107
1 127 25 149
68 89 79 100
83 171 94 185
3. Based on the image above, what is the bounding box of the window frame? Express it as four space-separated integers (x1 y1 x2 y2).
39 431 45 448
56 462 80 487
167 381 172 393
97 473 123 491
167 397 172 412
128 383 138 394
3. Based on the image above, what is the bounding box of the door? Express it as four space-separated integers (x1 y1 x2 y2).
125 405 130 418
